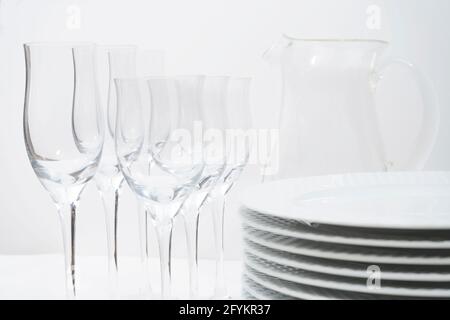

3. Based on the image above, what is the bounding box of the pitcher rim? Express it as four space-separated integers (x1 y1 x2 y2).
282 34 389 45
23 41 96 48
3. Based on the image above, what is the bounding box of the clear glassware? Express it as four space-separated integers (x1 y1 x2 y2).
96 46 164 296
179 76 229 299
263 35 440 179
115 77 204 299
207 77 252 298
23 42 104 299
96 45 137 295
135 50 166 298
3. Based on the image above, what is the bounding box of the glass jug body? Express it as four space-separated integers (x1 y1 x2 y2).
277 39 388 178
267 36 439 179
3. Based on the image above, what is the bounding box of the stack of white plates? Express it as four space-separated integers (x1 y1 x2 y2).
240 172 450 300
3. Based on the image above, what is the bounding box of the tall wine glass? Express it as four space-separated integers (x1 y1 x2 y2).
208 77 252 298
115 77 204 299
135 50 165 297
96 45 137 295
23 43 104 299
96 46 164 296
179 76 229 298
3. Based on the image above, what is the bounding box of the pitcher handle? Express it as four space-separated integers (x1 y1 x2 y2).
374 58 440 170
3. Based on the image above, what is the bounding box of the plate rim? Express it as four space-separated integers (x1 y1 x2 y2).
245 252 450 298
244 228 450 265
244 271 334 300
242 210 450 249
244 240 450 282
243 276 294 300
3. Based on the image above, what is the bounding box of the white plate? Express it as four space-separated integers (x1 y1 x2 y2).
241 172 450 230
244 226 450 265
244 240 450 282
242 290 258 300
245 253 450 298
243 277 295 300
244 272 335 300
242 209 450 249
244 268 402 300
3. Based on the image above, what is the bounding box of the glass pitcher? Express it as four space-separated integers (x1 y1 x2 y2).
264 35 440 179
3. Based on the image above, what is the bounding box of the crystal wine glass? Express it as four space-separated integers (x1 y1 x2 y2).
115 77 204 299
95 45 137 295
179 76 230 298
23 42 104 299
96 46 164 296
207 77 252 298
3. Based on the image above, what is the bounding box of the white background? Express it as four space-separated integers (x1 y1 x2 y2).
0 0 449 261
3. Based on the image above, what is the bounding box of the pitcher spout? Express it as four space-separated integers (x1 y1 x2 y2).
262 34 292 65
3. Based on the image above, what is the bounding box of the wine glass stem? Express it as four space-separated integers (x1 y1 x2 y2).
57 202 77 299
137 200 152 295
155 222 173 299
183 209 200 298
212 194 227 298
100 188 120 294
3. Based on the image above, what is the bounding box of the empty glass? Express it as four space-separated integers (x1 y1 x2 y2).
115 77 204 299
179 76 229 298
96 46 164 295
96 45 137 294
23 43 104 298
208 77 252 298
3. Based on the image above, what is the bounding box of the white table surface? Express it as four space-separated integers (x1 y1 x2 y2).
0 255 243 300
